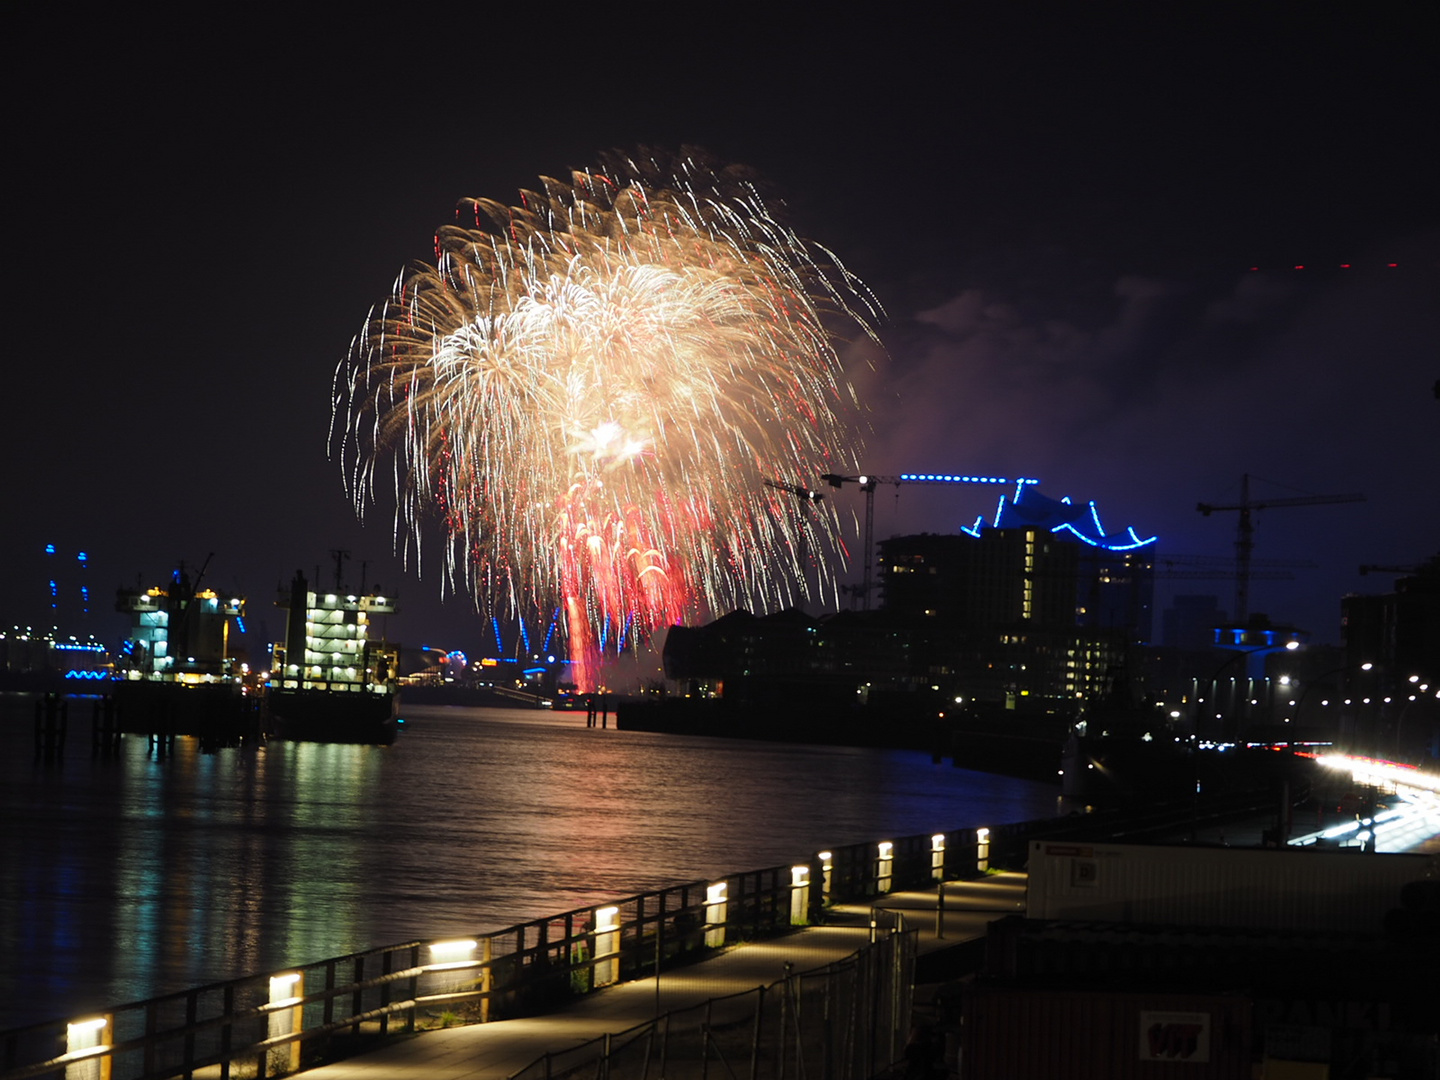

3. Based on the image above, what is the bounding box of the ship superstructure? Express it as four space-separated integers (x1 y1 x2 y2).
266 560 400 743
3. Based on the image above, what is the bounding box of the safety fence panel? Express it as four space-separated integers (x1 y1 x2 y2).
506 928 916 1080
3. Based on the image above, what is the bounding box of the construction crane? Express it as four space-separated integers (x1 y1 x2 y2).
762 479 824 504
1197 474 1364 624
819 473 1040 610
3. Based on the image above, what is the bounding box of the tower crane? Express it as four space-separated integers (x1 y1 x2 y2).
819 473 1040 610
762 479 824 503
1196 474 1364 624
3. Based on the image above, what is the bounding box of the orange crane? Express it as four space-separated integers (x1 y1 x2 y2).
1197 474 1364 624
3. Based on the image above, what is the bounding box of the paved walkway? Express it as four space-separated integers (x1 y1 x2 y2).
295 873 1027 1080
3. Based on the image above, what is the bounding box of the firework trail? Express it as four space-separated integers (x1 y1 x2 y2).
333 149 881 690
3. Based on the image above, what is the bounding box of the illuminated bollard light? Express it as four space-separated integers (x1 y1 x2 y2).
931 833 946 881
429 938 478 995
267 972 304 1076
789 865 810 926
66 1016 110 1080
594 907 620 986
877 841 894 894
817 851 833 904
704 882 728 948
976 827 991 873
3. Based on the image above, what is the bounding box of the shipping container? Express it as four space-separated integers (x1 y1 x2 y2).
1026 841 1438 933
962 986 1253 1079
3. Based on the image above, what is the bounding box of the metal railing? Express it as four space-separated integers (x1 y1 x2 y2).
2 804 1197 1080
506 927 917 1080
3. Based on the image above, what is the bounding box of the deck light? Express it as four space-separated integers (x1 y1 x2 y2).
704 884 728 948
790 865 811 924
267 973 304 1074
594 907 620 985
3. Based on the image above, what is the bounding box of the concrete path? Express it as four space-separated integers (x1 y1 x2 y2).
295 873 1027 1080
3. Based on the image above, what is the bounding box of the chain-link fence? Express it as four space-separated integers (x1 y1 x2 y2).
509 928 916 1080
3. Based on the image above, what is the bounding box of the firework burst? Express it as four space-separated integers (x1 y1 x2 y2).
333 149 881 689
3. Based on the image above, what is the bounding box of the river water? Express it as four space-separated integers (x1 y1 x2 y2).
0 697 1060 1030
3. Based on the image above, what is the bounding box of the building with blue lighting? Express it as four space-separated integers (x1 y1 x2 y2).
660 486 1159 741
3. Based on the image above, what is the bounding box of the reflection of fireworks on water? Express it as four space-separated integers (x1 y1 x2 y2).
333 149 881 690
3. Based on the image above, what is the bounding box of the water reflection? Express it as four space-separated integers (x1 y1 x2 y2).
0 700 1058 1028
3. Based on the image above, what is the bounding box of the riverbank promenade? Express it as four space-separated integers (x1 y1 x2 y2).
294 874 1026 1080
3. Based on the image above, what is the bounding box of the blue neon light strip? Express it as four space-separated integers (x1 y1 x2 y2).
542 609 559 652
491 616 503 653
519 616 532 653
235 617 247 634
898 474 1040 485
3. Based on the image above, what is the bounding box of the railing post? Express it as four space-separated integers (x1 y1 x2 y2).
750 985 764 1080
701 998 713 1080
379 952 393 1035
220 984 234 1080
594 906 620 987
704 882 727 948
266 972 303 1077
350 957 364 1035
322 961 336 1028
789 865 810 926
779 962 793 1080
144 1000 158 1079
183 991 197 1079
64 1013 111 1080
481 936 493 1023
407 944 420 1032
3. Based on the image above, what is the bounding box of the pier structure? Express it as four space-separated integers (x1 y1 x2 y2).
5 790 1438 1080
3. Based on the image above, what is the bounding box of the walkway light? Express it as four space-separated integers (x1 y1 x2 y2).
594 907 620 986
704 884 727 948
428 939 477 970
789 865 810 925
267 973 303 1075
66 1016 110 1080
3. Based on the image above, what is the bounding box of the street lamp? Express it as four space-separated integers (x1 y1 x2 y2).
1202 637 1301 742
1292 661 1372 736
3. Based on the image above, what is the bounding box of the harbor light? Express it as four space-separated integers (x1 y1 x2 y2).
977 827 991 872
931 833 946 880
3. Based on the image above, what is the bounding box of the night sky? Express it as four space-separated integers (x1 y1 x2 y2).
5 5 1435 664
